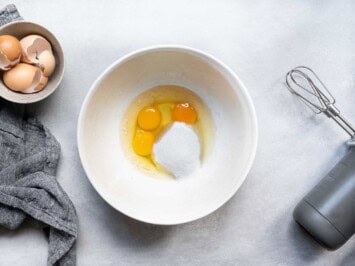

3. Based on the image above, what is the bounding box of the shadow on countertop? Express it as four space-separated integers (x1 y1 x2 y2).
287 220 325 262
340 248 355 266
99 198 230 248
87 185 232 252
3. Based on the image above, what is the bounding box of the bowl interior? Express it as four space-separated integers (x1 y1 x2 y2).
0 21 64 104
78 47 257 224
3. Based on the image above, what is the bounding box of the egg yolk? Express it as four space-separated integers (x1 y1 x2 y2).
172 102 197 124
137 106 161 131
132 130 155 156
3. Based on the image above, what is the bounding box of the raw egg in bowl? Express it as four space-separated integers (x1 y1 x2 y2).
78 46 258 225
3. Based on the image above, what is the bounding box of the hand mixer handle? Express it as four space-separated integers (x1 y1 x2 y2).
294 148 355 250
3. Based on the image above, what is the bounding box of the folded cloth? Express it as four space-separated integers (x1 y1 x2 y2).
0 5 78 266
0 101 78 265
0 4 22 26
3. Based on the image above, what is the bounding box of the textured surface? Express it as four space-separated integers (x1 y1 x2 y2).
0 99 78 265
1 0 355 265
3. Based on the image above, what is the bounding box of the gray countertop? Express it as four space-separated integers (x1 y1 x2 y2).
1 1 355 265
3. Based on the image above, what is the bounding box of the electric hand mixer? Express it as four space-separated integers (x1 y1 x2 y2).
285 66 355 250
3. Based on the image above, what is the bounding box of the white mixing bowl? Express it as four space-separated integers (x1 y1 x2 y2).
78 46 258 225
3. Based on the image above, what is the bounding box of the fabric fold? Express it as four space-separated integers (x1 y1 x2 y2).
0 4 78 266
0 98 78 266
0 4 23 27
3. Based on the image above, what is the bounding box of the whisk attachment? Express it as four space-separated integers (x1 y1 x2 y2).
290 67 355 250
285 66 355 137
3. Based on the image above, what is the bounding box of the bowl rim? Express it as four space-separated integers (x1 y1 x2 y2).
77 44 258 225
0 20 64 104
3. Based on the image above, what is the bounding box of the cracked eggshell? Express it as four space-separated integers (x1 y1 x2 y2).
38 50 56 77
3 63 48 94
0 35 22 70
20 34 56 77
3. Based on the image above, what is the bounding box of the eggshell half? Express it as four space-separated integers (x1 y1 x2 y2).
0 35 22 70
38 50 56 77
20 35 56 77
0 51 11 70
3 63 48 94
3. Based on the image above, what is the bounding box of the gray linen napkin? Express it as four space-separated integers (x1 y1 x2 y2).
0 5 78 266
0 4 22 26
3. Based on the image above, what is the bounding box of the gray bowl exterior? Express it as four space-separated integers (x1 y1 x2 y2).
293 148 355 250
0 21 64 104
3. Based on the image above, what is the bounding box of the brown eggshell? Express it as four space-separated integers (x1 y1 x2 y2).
38 50 56 77
3 63 48 94
20 35 52 63
0 51 11 70
0 35 22 70
20 34 55 77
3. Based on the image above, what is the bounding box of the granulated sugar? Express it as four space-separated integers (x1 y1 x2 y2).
153 122 201 178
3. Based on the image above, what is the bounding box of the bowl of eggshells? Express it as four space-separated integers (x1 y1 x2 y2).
0 21 64 104
78 45 258 225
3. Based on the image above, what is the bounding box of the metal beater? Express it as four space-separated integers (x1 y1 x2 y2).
285 66 355 138
285 66 355 250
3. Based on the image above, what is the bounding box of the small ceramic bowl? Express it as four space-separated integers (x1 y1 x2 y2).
0 21 64 104
78 45 258 225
